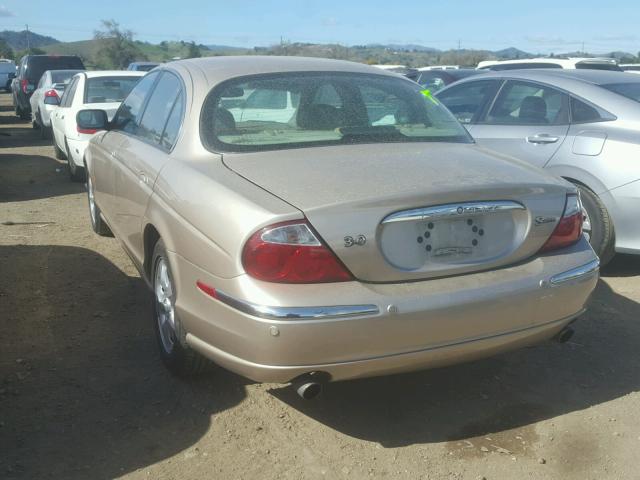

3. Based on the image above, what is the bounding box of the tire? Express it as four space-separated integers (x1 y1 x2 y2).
86 173 113 237
152 239 208 376
66 138 85 182
40 124 52 140
577 184 615 265
53 136 67 160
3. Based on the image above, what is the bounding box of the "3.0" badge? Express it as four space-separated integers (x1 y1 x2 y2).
344 235 367 247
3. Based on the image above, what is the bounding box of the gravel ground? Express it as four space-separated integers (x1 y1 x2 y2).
1 92 640 480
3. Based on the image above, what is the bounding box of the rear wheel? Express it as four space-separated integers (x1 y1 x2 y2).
53 135 67 160
577 184 615 265
86 173 113 237
66 138 85 182
152 239 207 376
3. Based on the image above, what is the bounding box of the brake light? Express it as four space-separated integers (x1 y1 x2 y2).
540 194 583 252
242 220 353 283
76 125 97 134
20 79 28 94
44 89 59 99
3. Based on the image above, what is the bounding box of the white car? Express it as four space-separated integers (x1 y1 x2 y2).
51 70 144 181
0 59 16 92
29 69 84 138
477 57 621 71
620 64 640 74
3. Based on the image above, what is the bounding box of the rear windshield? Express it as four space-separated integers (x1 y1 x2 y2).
601 83 640 103
26 56 85 82
487 63 563 71
50 70 82 84
84 76 141 104
201 72 471 152
134 64 158 72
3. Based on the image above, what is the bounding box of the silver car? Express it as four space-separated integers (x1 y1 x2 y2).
80 57 598 397
437 70 640 264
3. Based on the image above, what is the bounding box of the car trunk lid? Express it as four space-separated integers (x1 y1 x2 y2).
223 143 570 282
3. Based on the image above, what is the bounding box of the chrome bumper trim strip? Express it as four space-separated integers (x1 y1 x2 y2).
549 259 600 286
382 200 525 224
215 290 380 320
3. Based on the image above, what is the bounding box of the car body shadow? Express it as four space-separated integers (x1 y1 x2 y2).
0 245 246 479
0 154 84 202
270 279 639 450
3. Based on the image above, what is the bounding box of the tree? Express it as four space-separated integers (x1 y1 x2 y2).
0 39 14 60
186 41 201 59
94 19 145 69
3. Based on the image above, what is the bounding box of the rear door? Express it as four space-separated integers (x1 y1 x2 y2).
112 71 184 264
470 80 571 168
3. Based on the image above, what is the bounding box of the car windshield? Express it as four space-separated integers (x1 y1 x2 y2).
27 56 85 82
85 76 141 103
601 82 640 103
202 72 471 152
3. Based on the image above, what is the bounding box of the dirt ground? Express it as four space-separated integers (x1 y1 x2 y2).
1 92 640 480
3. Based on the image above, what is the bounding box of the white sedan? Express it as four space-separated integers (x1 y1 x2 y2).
29 69 84 138
51 70 144 181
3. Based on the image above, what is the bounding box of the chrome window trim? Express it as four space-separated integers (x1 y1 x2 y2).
382 200 525 224
215 290 379 321
549 259 600 286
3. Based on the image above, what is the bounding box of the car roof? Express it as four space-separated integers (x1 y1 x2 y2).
80 70 147 78
169 55 401 85
467 69 640 86
477 57 618 69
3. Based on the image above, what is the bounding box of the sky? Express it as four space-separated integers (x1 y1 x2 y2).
1 0 639 54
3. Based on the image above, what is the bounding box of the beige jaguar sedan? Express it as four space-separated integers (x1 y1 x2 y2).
80 56 599 398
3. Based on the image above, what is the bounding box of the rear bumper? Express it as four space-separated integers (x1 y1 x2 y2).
172 237 598 384
187 313 579 383
66 138 89 167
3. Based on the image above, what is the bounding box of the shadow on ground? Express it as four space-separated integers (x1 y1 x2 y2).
601 253 640 278
271 279 640 449
0 154 84 202
0 245 246 479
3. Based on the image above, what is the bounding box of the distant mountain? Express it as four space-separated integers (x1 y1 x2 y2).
204 44 249 54
494 47 532 59
0 30 60 51
368 43 441 53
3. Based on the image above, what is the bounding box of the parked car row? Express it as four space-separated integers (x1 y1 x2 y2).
10 53 639 397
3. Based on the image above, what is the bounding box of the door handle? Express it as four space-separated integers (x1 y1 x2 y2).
526 134 560 144
138 170 148 185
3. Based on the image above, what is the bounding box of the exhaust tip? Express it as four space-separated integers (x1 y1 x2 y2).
296 382 323 400
556 327 575 344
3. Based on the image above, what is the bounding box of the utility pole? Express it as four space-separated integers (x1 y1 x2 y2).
581 41 585 55
25 24 30 52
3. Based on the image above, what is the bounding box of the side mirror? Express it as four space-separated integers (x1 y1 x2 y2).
76 109 109 133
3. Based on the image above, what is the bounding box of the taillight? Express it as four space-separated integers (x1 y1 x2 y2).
540 194 583 252
242 220 353 283
76 125 98 134
44 89 59 99
20 79 28 94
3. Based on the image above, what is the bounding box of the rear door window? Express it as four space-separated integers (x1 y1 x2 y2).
436 79 500 124
484 80 568 125
137 72 183 148
111 72 160 135
570 97 605 123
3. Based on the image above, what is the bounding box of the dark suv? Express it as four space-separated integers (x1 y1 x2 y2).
12 55 85 120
